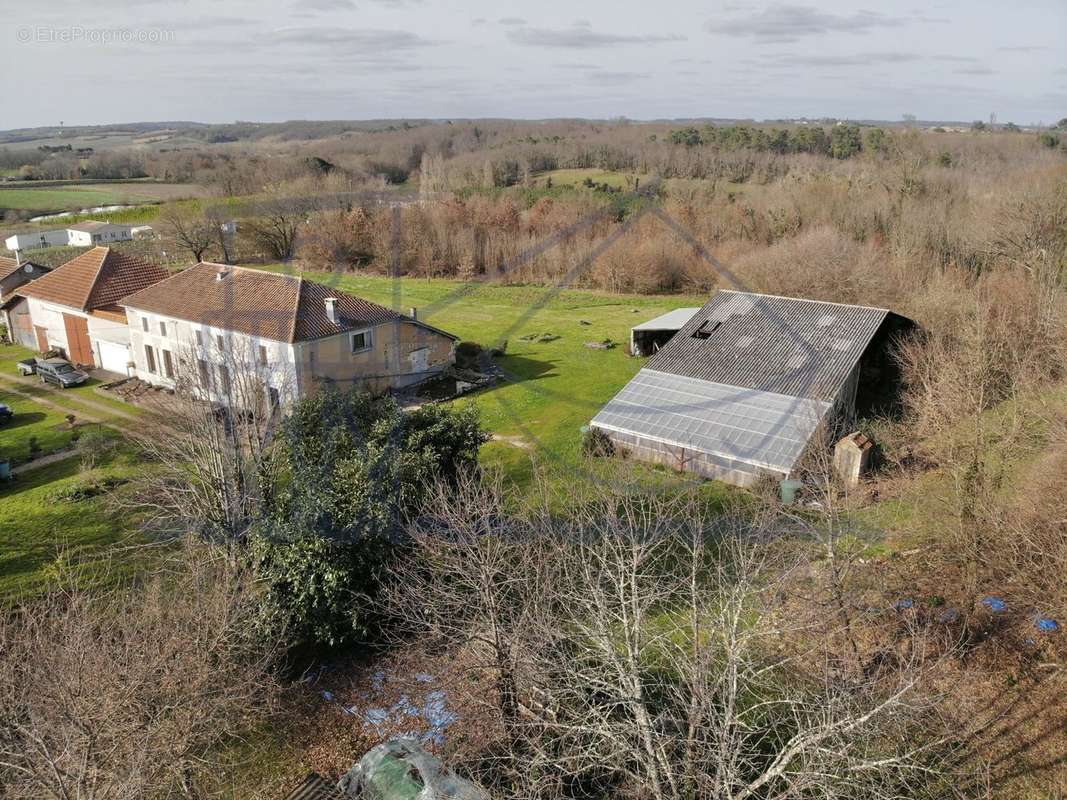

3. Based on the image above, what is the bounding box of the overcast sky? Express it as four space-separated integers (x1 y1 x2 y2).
3 0 1065 127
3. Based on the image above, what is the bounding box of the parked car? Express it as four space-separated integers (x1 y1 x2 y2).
16 357 39 376
36 358 89 388
0 402 12 423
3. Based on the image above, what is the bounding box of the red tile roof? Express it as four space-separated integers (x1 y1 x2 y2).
120 262 458 344
16 247 168 312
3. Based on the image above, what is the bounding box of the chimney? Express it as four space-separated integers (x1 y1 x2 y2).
410 307 418 320
14 249 21 266
215 268 228 282
325 297 338 324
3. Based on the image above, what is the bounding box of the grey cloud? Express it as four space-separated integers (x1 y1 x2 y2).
572 19 592 28
471 17 486 26
149 15 253 30
271 27 437 51
555 62 600 69
997 45 1047 52
705 4 908 42
507 26 684 48
585 71 649 85
954 66 995 75
931 55 979 63
757 51 921 67
294 0 356 12
498 17 527 25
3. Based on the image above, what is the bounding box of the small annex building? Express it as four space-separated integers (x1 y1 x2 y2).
630 307 701 356
4 246 168 372
591 290 914 487
0 255 51 349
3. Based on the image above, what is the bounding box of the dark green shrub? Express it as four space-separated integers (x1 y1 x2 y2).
581 427 615 458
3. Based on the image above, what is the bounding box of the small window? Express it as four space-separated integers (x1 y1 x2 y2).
217 364 231 396
216 334 225 351
162 349 174 379
159 321 167 336
195 329 204 347
351 330 372 353
267 386 280 408
258 344 268 366
144 345 156 373
141 316 149 333
197 359 210 387
691 320 720 340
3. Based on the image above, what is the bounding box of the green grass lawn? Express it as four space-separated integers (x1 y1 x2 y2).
0 444 154 602
0 343 143 421
0 182 199 214
0 186 136 213
532 168 648 190
0 388 89 465
281 271 717 488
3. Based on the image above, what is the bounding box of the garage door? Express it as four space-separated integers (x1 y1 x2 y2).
97 340 130 375
63 314 93 365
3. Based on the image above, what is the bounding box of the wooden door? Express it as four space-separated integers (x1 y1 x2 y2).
62 314 93 366
34 325 49 353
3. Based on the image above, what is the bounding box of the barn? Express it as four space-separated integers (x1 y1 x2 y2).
590 290 914 487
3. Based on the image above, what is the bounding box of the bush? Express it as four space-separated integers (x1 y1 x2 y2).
581 426 615 457
50 474 129 502
76 426 120 470
0 545 279 799
455 340 485 369
252 386 489 649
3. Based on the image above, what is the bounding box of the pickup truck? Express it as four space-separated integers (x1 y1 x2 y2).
16 357 39 376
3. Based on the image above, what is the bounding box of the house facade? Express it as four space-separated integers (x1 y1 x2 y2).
120 263 458 408
0 255 51 349
8 246 168 372
4 222 133 253
66 221 134 247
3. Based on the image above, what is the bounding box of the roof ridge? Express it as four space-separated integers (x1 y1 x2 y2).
289 275 302 343
81 246 111 311
201 261 302 282
717 289 890 314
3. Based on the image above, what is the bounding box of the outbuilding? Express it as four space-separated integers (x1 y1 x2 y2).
630 307 701 356
591 290 914 487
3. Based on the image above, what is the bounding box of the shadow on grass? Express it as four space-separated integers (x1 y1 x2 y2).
0 411 48 431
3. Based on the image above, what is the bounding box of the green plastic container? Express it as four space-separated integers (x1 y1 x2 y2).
780 479 803 504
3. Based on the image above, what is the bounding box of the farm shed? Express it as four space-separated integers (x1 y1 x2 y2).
591 290 914 487
630 307 701 356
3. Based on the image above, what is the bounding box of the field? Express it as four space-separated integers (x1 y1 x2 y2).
0 181 203 214
0 449 154 602
532 168 648 190
283 270 708 482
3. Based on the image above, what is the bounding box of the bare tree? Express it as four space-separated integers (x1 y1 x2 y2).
162 207 216 262
244 193 304 261
121 339 287 544
0 543 280 800
385 474 961 800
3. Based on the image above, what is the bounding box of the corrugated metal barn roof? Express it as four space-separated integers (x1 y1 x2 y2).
644 291 891 402
591 369 831 473
283 773 344 800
